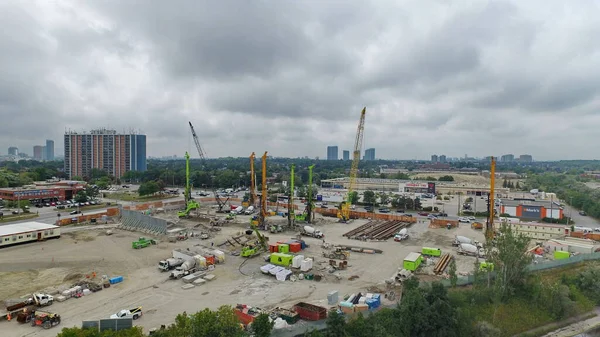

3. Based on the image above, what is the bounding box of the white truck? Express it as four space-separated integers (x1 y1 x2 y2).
110 306 143 320
244 206 255 215
301 226 324 239
158 258 185 272
457 243 486 258
452 235 481 247
394 228 409 242
31 293 54 307
232 206 244 215
170 259 198 279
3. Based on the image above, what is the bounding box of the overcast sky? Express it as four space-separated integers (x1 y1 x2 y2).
1 1 599 161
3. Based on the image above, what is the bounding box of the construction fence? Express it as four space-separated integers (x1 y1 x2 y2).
119 208 168 235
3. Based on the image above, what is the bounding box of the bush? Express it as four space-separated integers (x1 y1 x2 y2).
444 196 450 200
541 217 573 224
462 211 489 217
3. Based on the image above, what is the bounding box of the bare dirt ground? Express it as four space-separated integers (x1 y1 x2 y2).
0 209 486 337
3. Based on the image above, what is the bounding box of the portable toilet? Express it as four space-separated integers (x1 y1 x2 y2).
421 247 442 257
403 252 423 271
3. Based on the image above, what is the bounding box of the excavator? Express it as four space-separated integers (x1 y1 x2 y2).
338 107 366 223
178 152 200 218
241 223 269 258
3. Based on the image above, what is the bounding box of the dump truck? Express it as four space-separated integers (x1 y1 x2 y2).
301 226 324 239
457 243 485 258
110 306 143 320
170 259 198 279
158 258 185 272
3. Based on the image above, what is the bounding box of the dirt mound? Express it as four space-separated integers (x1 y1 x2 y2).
63 272 83 282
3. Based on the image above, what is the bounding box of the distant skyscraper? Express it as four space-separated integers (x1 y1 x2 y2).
519 154 533 162
46 139 54 161
41 146 47 161
33 146 43 160
327 146 338 161
431 154 438 162
343 150 350 161
439 155 447 163
64 129 147 179
500 154 514 162
364 148 375 161
8 147 18 156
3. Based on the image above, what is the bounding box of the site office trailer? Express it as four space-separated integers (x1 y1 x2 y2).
0 224 61 247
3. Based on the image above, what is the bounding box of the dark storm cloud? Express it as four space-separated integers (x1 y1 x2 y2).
2 0 600 160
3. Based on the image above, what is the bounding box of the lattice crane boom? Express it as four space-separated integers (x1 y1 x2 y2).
249 152 257 206
339 107 366 222
188 121 206 160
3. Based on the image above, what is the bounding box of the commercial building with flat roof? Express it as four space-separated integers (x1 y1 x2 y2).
0 183 85 202
500 199 564 220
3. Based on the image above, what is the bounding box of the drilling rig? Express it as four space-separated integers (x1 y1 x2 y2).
338 107 366 223
486 156 496 242
259 152 268 229
287 164 295 227
249 152 257 207
177 152 200 218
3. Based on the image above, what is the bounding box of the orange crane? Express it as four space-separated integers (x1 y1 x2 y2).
338 107 366 223
249 152 257 207
486 156 496 241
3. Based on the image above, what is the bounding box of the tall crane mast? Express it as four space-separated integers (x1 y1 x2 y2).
486 157 496 241
249 152 257 206
307 164 315 224
338 107 366 223
184 152 191 204
259 152 268 228
288 164 295 227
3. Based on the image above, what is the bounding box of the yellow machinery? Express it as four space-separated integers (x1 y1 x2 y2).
338 107 366 222
249 152 257 207
486 157 496 241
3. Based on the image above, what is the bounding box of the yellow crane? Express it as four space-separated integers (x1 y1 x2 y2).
338 107 366 223
249 152 257 207
486 156 496 241
259 151 268 228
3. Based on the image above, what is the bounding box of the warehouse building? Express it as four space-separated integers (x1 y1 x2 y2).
500 200 564 220
320 177 509 195
0 222 60 247
544 237 599 255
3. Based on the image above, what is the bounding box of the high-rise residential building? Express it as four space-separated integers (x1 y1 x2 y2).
327 146 338 161
500 154 514 162
33 146 43 160
439 155 447 163
364 148 375 161
343 150 350 161
431 154 439 162
42 146 47 161
46 139 54 161
8 147 18 156
519 154 533 162
64 129 147 179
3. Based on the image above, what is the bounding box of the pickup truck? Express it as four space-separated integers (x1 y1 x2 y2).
110 306 143 320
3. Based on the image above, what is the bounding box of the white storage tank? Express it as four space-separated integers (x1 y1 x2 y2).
292 255 304 269
212 250 225 263
300 258 313 272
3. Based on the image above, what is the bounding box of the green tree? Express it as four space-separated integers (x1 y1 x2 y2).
414 197 422 210
138 181 160 196
0 175 8 188
325 309 347 337
487 224 532 300
449 258 458 288
251 313 274 337
378 192 390 205
56 326 145 337
348 191 359 204
74 191 88 203
362 190 376 205
394 172 410 180
438 175 454 182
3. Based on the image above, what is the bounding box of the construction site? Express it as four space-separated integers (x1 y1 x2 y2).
0 110 593 336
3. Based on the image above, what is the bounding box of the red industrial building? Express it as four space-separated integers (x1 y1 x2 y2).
500 200 564 220
0 182 85 203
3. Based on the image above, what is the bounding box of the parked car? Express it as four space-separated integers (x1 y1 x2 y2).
12 210 19 214
70 210 79 215
418 212 429 216
396 209 405 213
458 217 470 223
436 212 448 217
579 211 587 216
378 208 391 213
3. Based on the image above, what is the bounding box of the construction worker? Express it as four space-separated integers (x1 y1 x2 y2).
7 313 11 321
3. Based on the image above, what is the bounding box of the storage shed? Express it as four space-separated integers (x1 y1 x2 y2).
0 222 60 247
403 252 423 271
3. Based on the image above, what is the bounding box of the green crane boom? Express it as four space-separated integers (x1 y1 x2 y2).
178 152 200 218
288 164 295 227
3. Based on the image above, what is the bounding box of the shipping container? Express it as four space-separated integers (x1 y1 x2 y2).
421 247 442 257
554 250 570 260
403 252 423 271
293 302 327 321
270 253 293 267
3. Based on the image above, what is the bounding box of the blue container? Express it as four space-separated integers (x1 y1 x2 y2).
109 276 123 284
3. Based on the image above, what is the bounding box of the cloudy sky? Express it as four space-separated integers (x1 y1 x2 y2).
1 0 599 161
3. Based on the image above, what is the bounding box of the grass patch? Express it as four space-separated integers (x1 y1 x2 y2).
108 193 176 202
0 213 39 223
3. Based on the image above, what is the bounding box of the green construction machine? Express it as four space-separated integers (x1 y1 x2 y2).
241 223 269 258
178 152 200 218
295 165 315 223
132 237 157 249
